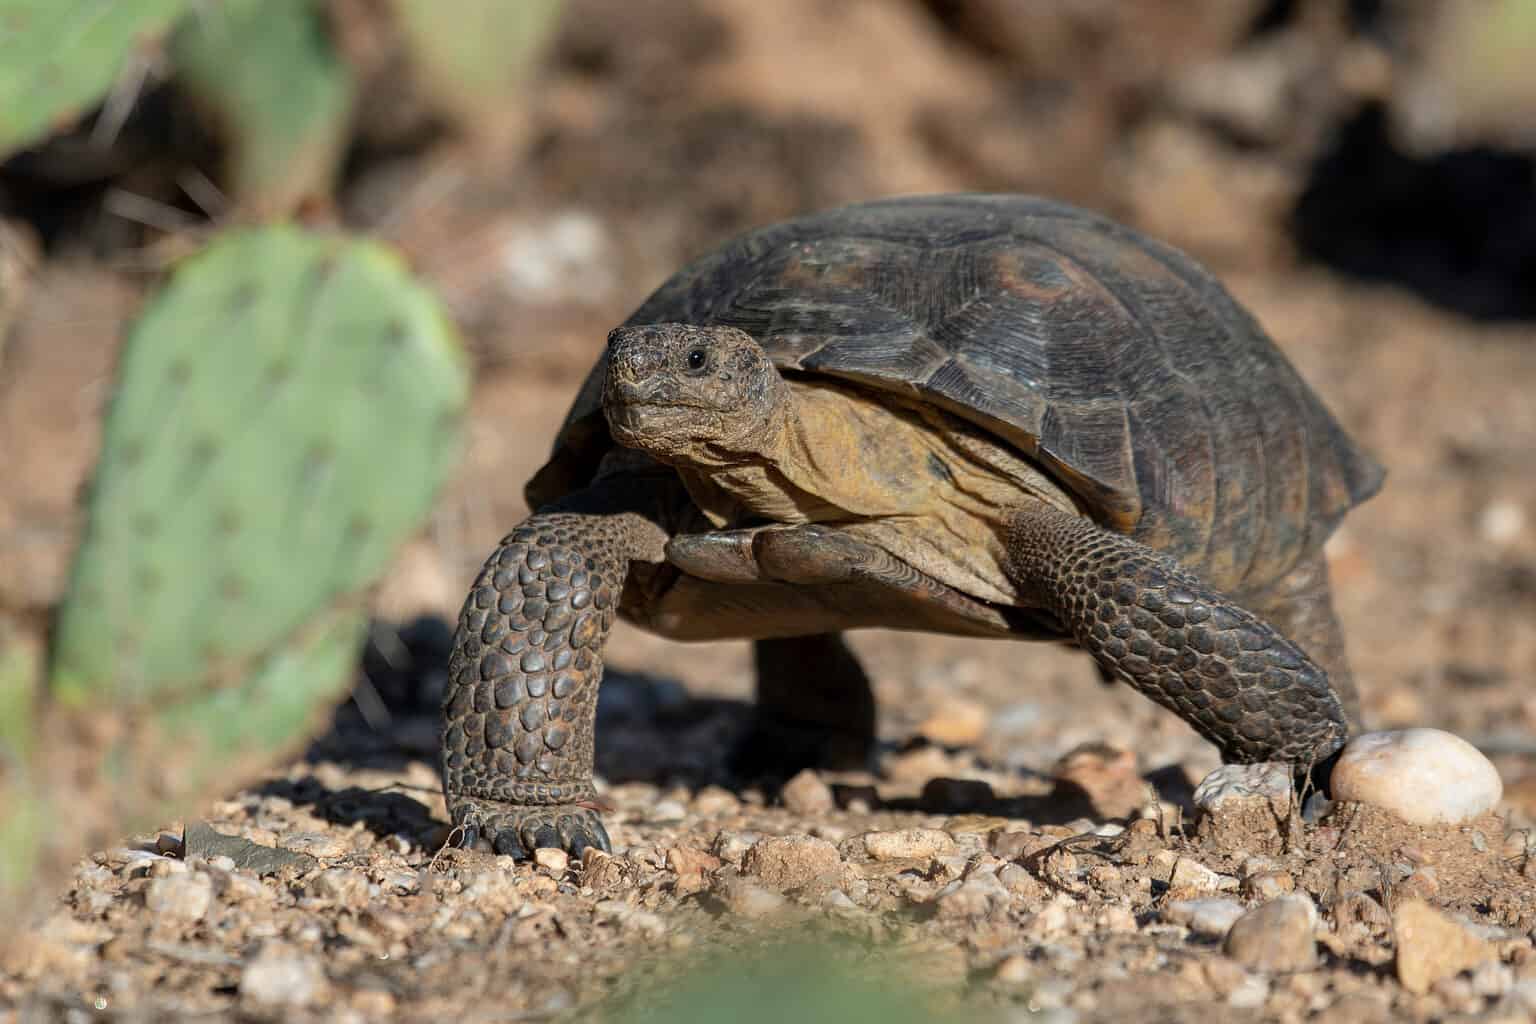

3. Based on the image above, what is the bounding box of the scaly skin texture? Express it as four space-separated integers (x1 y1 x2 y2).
1243 551 1360 728
441 501 665 858
1006 502 1350 766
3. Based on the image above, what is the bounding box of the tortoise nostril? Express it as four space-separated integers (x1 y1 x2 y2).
607 330 665 380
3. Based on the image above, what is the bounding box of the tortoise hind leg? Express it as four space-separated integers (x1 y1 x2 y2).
1241 551 1362 728
732 634 877 780
1005 502 1350 767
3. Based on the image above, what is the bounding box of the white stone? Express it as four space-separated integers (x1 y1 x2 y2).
1193 763 1293 815
240 945 329 1007
1331 729 1503 825
863 828 957 862
533 848 570 875
144 874 213 922
1168 856 1222 892
1224 895 1319 972
1163 898 1246 938
780 769 835 815
1479 500 1526 545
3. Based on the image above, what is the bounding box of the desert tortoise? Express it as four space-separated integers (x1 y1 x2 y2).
441 194 1383 856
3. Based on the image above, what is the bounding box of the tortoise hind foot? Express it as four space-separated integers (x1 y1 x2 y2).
731 633 876 781
1005 502 1350 768
729 714 875 782
451 794 611 860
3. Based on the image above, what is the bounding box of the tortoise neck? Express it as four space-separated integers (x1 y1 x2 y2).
686 372 796 469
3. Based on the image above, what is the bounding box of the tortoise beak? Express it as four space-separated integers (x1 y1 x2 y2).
604 398 699 452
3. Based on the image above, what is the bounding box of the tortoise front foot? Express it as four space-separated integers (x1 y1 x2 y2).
451 795 611 860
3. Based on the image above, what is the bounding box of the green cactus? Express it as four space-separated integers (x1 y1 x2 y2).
50 225 468 769
388 0 565 135
1430 0 1536 146
0 618 43 905
0 0 191 159
170 0 354 218
602 937 984 1024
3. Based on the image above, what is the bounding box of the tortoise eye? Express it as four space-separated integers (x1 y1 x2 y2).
686 348 708 373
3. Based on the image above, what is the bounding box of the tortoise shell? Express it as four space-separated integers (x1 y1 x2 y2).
528 194 1382 594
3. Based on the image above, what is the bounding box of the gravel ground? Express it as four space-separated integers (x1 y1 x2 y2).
5 684 1532 1022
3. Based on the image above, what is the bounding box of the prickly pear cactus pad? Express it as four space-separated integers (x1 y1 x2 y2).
170 0 354 217
0 0 191 158
389 0 565 131
50 227 468 757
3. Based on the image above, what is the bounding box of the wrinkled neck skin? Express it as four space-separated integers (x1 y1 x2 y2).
637 374 798 473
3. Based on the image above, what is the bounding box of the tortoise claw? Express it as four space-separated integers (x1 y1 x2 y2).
450 800 612 862
492 828 528 860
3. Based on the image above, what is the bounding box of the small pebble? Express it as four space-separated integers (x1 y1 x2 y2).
821 889 858 913
692 786 740 816
779 769 835 815
279 832 348 859
1194 763 1293 814
934 871 1008 921
884 744 955 782
1168 856 1223 893
307 869 370 908
713 874 787 918
742 835 841 890
651 799 688 820
1470 961 1514 999
221 873 269 905
352 989 397 1016
533 848 570 875
863 828 957 862
1052 743 1146 819
1163 898 1246 938
1242 870 1295 900
1023 897 1073 941
240 945 329 1007
1479 499 1525 545
1193 763 1293 853
1330 729 1502 825
918 695 989 746
1333 892 1391 935
143 874 213 923
665 846 721 897
1398 866 1440 901
1393 898 1496 995
1223 895 1317 972
712 831 756 866
993 954 1032 985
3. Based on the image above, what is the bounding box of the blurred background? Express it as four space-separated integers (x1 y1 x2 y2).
2 0 1534 803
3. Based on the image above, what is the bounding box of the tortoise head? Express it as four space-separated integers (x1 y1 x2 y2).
602 323 789 465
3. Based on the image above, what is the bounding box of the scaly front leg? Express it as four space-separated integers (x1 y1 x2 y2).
441 487 667 858
1006 502 1350 769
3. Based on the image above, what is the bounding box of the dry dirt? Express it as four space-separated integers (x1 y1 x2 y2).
3 1 1536 1021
